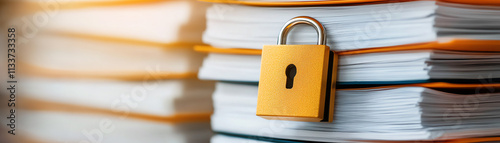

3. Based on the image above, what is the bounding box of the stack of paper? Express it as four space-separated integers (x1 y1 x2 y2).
433 0 500 85
2 0 214 142
204 0 436 51
199 49 500 84
198 0 500 84
18 111 212 143
436 0 500 40
211 82 500 142
195 0 500 142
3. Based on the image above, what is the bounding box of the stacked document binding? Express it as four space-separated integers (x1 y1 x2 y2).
4 0 214 142
196 0 500 142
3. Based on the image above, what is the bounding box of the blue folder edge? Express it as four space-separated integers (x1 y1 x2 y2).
220 78 500 89
219 80 430 89
215 132 319 143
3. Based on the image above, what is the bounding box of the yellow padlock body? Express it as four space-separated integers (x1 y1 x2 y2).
257 45 330 122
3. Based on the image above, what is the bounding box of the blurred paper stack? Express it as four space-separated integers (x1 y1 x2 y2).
4 0 214 142
194 0 500 142
436 0 500 40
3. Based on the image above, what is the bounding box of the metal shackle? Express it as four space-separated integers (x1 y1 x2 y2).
278 16 327 45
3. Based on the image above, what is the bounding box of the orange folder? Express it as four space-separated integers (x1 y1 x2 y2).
439 0 500 6
195 39 500 56
200 0 423 6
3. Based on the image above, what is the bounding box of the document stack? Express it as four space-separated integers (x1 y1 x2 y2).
195 0 500 142
436 0 500 40
2 0 214 143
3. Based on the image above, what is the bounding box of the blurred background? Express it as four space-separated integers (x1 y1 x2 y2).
0 0 215 142
2 0 500 143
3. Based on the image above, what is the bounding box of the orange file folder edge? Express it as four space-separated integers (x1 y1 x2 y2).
439 0 500 6
19 97 212 124
195 39 500 56
200 0 423 7
201 0 500 6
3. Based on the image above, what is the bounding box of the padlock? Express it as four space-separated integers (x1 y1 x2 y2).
256 16 338 122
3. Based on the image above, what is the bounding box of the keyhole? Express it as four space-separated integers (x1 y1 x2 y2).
285 64 297 89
